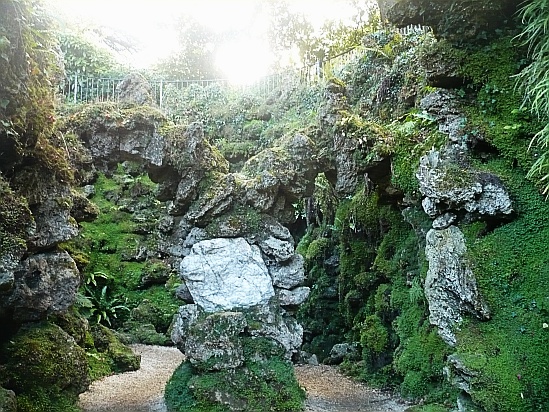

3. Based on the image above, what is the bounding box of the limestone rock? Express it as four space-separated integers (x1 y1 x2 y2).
179 238 275 312
246 304 303 359
184 173 237 225
175 282 194 303
185 312 247 370
376 0 517 40
325 343 359 365
171 304 201 352
71 190 99 222
0 252 22 293
432 212 456 230
420 90 468 144
417 148 512 219
4 251 80 321
183 227 208 248
27 182 78 250
241 133 319 223
258 236 294 262
268 254 306 290
117 73 154 105
444 353 480 395
424 226 490 346
276 286 310 307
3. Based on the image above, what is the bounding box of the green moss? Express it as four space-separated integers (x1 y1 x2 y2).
64 170 179 343
166 338 305 412
0 176 33 256
360 315 388 354
453 160 549 411
90 324 140 373
0 322 89 412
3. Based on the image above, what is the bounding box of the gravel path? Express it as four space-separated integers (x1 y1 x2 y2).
296 365 410 412
79 344 184 412
79 345 410 412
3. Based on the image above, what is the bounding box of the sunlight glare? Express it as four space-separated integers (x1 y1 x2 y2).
216 40 273 85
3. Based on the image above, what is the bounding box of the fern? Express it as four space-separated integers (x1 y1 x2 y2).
516 0 549 194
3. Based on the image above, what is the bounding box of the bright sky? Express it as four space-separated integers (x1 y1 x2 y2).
45 0 361 84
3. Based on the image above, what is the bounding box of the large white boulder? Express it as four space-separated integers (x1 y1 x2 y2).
180 237 275 312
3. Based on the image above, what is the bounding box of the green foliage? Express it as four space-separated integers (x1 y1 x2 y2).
58 31 119 76
65 169 179 340
151 17 221 80
454 160 549 412
83 284 130 327
360 315 388 354
516 0 549 194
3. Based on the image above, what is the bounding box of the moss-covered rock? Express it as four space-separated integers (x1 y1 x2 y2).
165 341 305 412
0 322 89 411
0 387 16 412
377 0 517 41
90 324 140 372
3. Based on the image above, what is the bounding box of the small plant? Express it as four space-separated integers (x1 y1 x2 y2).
79 271 129 327
84 285 129 327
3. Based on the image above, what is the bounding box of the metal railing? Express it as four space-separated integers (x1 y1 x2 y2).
58 26 431 109
59 73 297 108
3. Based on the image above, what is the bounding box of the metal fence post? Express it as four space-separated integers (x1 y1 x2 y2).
159 79 164 109
73 73 78 104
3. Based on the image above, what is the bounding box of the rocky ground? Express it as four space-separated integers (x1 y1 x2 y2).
79 345 411 412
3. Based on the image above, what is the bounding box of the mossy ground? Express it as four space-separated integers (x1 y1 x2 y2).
64 167 180 351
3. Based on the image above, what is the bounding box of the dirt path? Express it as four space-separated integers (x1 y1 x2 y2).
79 345 410 412
79 344 184 412
295 365 410 412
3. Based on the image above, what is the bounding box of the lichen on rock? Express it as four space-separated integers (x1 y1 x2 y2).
424 225 490 346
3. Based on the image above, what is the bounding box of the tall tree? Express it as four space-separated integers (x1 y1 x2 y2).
152 17 222 80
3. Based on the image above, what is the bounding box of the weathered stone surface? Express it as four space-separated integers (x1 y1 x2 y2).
175 282 194 304
170 169 203 215
27 182 78 250
444 353 481 397
420 90 468 144
185 312 247 370
0 387 16 412
0 251 23 293
417 149 512 219
117 73 154 105
268 254 306 290
171 304 201 352
276 287 310 307
432 212 456 230
419 41 463 88
258 236 294 262
183 227 208 248
377 0 517 40
180 238 275 312
259 215 293 241
4 251 80 321
184 173 237 225
241 133 319 223
71 190 100 222
247 304 303 359
325 343 359 365
424 226 490 346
